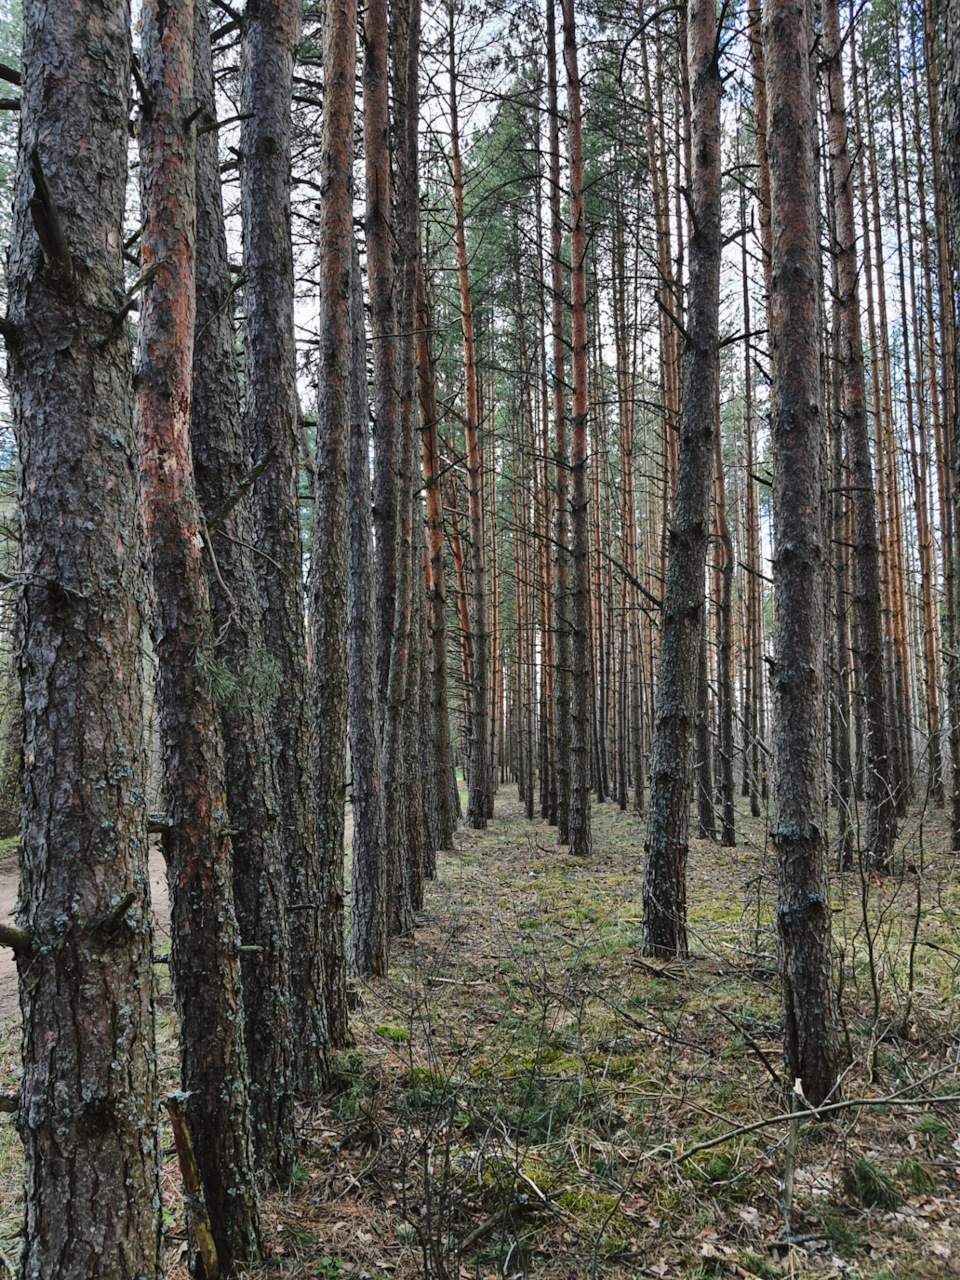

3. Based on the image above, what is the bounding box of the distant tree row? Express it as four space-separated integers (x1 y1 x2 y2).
4 0 960 1273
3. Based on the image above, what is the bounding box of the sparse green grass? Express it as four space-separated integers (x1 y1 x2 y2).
0 786 956 1280
843 1154 901 1210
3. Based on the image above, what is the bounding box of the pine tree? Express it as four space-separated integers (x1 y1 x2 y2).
641 0 721 956
764 0 840 1107
10 4 161 1273
138 0 262 1261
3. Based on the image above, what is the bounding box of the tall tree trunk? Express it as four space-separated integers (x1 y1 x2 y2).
944 0 960 849
349 234 389 977
191 0 294 1175
911 48 946 807
547 0 571 846
364 0 414 931
10 5 161 1274
310 0 356 1047
925 0 960 835
561 0 594 859
763 0 840 1107
418 260 458 850
138 0 262 1263
364 0 398 708
739 189 763 819
449 10 491 830
641 0 721 956
823 0 894 868
242 0 325 1094
828 253 855 871
393 0 426 913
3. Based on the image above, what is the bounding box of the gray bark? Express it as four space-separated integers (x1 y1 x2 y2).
641 0 721 956
348 238 389 978
10 4 161 1275
311 0 356 1046
763 0 841 1106
191 0 295 1174
242 0 327 1093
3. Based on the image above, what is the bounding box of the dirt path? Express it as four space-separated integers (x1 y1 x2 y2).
0 842 170 1026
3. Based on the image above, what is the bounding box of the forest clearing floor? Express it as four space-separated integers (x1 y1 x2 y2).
0 788 960 1278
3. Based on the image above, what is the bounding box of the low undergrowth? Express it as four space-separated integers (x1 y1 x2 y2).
1 786 960 1278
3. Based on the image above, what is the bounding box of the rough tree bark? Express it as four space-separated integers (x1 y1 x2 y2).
824 0 894 869
349 234 389 977
392 0 426 917
561 0 594 859
191 0 294 1178
547 0 572 847
418 258 458 851
364 0 416 929
714 424 736 848
641 0 721 956
10 4 161 1275
242 0 326 1092
944 3 960 830
138 0 262 1263
364 0 399 712
310 0 355 1049
763 0 841 1106
449 8 491 830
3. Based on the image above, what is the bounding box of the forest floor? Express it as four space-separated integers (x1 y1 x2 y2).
0 787 959 1278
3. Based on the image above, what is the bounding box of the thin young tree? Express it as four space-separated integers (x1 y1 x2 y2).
138 0 262 1262
763 0 840 1106
9 4 161 1275
641 0 721 956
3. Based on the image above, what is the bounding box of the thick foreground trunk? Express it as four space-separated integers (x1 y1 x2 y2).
11 5 161 1275
764 0 841 1107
